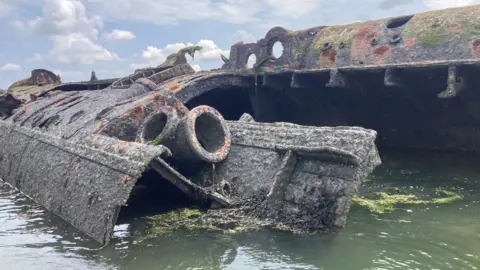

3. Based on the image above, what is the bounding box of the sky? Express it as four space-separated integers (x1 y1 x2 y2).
0 0 479 89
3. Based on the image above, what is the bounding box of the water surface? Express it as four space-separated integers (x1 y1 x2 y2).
1 150 480 270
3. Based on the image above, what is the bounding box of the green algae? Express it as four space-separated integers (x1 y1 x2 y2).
149 133 166 146
403 5 480 47
311 22 370 56
353 188 464 214
140 208 264 240
147 208 202 222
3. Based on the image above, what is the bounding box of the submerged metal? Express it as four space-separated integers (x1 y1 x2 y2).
197 115 380 230
4 3 478 245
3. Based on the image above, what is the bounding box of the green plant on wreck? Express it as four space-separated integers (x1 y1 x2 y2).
353 188 464 214
181 45 203 60
141 208 263 240
402 5 480 47
147 208 202 223
149 133 166 146
253 56 275 89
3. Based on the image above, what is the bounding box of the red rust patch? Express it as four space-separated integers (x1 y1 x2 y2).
169 84 180 91
374 46 390 65
374 46 390 56
126 104 146 124
123 175 131 185
472 39 480 58
320 49 337 67
352 25 381 64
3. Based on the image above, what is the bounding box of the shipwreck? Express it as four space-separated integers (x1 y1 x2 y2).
1 4 479 245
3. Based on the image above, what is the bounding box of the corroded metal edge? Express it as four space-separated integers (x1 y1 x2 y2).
0 120 169 245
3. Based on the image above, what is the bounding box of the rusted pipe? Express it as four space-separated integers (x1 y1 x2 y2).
137 105 231 163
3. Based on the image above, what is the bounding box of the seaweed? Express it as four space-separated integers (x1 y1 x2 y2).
353 188 464 214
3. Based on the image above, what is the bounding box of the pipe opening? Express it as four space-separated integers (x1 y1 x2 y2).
143 111 168 141
195 112 226 154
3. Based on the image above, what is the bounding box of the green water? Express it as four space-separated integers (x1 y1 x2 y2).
1 150 480 270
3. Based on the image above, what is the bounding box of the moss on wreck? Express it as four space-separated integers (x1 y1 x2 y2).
149 133 166 146
142 208 262 239
181 45 203 60
147 208 202 222
403 5 480 47
312 24 363 55
353 188 463 214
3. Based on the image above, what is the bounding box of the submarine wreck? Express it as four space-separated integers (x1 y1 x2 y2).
1 4 479 245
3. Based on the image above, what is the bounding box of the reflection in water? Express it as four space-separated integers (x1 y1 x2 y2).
0 150 480 269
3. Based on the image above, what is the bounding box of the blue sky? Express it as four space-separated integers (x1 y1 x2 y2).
0 0 479 89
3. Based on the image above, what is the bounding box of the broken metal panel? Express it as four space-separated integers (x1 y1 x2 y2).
196 117 381 230
221 5 480 72
0 93 22 118
0 120 170 245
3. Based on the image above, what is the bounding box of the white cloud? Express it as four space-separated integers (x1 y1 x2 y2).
191 64 201 72
49 34 120 64
233 30 257 43
0 63 21 72
0 1 14 18
134 39 229 69
15 0 119 65
423 0 477 9
265 0 319 18
104 29 136 41
88 0 320 25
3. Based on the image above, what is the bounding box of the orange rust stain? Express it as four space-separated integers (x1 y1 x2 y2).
374 46 390 65
320 49 337 67
404 37 417 47
92 123 104 134
126 104 146 124
352 26 381 63
266 66 275 71
169 84 180 91
472 39 480 58
119 141 129 147
283 64 290 68
374 46 390 55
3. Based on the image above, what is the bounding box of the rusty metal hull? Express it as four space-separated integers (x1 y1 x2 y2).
0 120 169 245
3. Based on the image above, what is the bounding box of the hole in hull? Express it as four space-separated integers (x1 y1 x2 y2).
386 15 414 29
117 169 196 221
272 41 284 58
246 54 257 68
186 86 255 121
143 112 168 141
195 113 225 153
